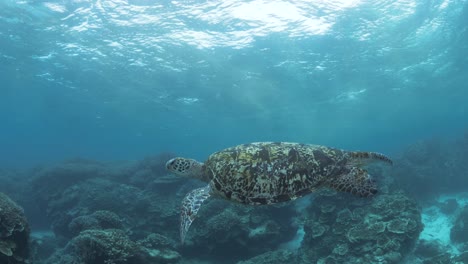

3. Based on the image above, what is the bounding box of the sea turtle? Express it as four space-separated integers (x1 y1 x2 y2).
166 142 392 243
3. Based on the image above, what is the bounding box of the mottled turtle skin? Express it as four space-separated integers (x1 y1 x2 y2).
202 142 388 204
166 142 392 242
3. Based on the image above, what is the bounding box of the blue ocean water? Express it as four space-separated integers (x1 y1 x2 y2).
1 2 468 263
1 0 466 168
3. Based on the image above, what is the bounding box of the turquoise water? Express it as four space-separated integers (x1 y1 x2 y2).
1 2 468 263
1 0 467 168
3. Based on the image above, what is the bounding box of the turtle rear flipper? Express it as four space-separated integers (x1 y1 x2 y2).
327 167 377 197
180 184 212 243
347 151 393 167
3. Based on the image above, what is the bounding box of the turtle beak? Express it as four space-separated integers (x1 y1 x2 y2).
166 159 176 170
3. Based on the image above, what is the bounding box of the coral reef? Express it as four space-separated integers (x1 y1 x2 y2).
29 159 116 233
68 229 142 263
299 192 423 264
8 139 468 263
182 199 297 262
68 210 123 236
0 192 30 263
41 177 154 239
27 153 183 238
40 231 181 264
23 154 186 264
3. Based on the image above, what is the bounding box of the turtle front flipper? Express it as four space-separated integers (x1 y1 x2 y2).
180 184 212 243
326 167 377 197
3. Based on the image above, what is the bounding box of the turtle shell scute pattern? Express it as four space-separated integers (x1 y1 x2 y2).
203 142 349 205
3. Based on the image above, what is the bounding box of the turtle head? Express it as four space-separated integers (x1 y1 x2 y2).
166 157 205 179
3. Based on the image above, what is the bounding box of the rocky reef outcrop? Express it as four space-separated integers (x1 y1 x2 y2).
0 192 30 263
